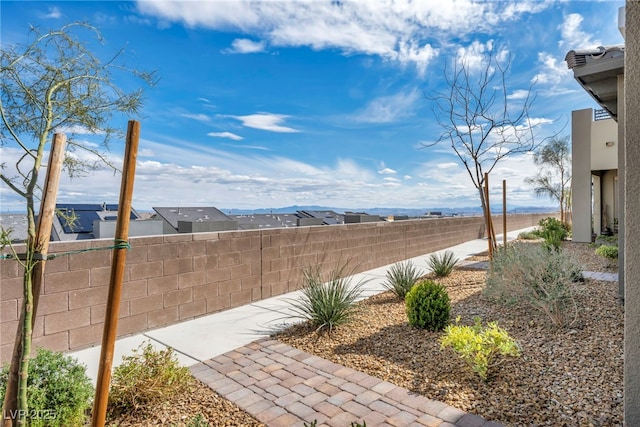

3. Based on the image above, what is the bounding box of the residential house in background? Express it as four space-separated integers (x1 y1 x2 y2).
152 206 238 234
231 213 299 229
53 203 162 240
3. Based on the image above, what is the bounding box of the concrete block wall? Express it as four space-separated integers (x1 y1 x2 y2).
0 212 551 362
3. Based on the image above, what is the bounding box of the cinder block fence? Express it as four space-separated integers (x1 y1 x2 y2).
0 213 551 362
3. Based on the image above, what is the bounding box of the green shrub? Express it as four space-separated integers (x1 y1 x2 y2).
382 260 422 298
427 250 459 277
538 217 569 249
405 279 450 331
485 241 582 327
287 264 367 334
108 342 193 414
440 317 521 381
0 348 93 427
595 245 618 262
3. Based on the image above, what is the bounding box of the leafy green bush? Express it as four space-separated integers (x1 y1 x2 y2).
382 260 422 298
288 264 367 334
405 279 450 331
485 241 582 327
595 245 618 262
108 342 193 414
440 317 521 381
427 250 459 277
0 348 93 427
538 217 569 249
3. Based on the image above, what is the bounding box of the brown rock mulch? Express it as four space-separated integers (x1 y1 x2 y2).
276 242 623 426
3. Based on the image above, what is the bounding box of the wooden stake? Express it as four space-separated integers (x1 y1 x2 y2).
503 180 507 247
2 134 67 427
91 120 139 427
484 173 494 258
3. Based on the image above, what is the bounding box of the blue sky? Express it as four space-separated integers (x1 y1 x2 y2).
0 0 625 212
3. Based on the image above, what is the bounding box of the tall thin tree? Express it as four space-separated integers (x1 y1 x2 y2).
0 22 155 426
525 136 572 223
426 44 549 224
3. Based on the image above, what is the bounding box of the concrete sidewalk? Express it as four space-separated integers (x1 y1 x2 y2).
69 228 530 384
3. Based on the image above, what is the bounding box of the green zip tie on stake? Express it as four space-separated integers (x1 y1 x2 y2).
0 239 130 261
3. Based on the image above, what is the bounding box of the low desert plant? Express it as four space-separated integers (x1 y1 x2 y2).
595 245 618 263
538 217 570 249
382 260 422 298
427 250 459 277
0 348 94 427
485 241 582 327
108 342 193 414
405 279 450 331
287 264 368 334
517 230 542 240
440 317 521 381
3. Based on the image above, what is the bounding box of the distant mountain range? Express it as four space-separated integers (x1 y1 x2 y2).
218 205 557 217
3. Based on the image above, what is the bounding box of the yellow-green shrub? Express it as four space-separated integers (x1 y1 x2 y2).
440 317 520 381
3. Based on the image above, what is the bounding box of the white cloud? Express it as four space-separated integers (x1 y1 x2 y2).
559 13 601 50
180 113 210 123
404 175 412 180
136 0 550 76
353 89 420 123
54 124 106 135
378 168 397 175
507 89 531 100
532 51 571 85
208 132 244 141
42 7 62 19
224 38 266 54
437 162 459 169
226 113 299 133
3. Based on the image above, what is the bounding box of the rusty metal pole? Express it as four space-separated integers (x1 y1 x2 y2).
91 120 139 427
503 180 507 247
2 134 67 427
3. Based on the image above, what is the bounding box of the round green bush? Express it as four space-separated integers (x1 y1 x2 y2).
405 279 450 331
0 348 94 427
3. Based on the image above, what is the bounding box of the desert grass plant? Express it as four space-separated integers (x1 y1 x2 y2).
108 342 193 415
440 317 521 381
382 260 422 298
517 229 542 240
405 279 450 331
427 250 459 277
0 348 93 427
287 264 368 334
485 241 582 328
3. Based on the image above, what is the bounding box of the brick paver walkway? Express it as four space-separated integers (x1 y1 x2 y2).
191 338 503 427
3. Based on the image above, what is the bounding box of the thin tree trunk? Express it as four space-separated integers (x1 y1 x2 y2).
2 135 67 427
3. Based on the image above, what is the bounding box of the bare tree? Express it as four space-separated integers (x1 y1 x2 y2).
426 46 546 222
525 136 572 223
0 22 155 426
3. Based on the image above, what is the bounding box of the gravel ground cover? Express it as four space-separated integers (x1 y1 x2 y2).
276 241 623 426
106 241 623 426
